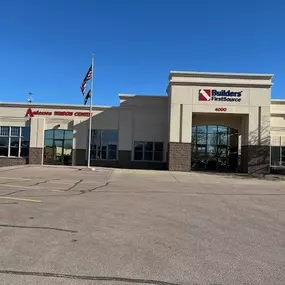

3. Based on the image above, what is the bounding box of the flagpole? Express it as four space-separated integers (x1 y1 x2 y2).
87 54 94 168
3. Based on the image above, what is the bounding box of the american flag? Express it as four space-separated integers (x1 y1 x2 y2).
80 65 92 96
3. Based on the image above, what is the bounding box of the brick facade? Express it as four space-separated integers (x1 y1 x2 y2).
241 145 270 175
0 157 27 167
28 147 43 165
168 142 191 172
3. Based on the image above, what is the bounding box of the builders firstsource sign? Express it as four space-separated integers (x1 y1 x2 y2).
199 89 242 102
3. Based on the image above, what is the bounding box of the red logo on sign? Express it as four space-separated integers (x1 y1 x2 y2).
199 89 211 101
25 108 34 117
25 108 52 117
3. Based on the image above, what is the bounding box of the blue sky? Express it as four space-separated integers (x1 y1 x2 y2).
0 0 284 106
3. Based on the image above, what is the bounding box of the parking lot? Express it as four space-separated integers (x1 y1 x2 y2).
0 165 284 285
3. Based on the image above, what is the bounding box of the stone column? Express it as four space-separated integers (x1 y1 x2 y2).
29 148 43 165
168 102 192 172
241 106 270 175
168 142 191 171
28 117 44 165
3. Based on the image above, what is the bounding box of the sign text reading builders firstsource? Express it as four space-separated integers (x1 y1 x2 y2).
199 89 242 102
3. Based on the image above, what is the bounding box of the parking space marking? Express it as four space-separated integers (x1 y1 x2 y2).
0 177 32 181
0 197 42 203
0 184 32 189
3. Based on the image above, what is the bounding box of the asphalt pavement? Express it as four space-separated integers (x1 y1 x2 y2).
0 165 284 285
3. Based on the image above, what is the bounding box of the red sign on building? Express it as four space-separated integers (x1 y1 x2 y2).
25 108 89 117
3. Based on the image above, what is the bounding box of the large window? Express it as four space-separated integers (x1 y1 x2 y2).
0 126 30 157
133 141 164 162
90 130 118 160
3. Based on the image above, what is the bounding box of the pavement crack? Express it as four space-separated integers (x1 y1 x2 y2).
65 179 83 191
0 224 77 233
29 180 50 187
3 190 24 196
80 169 115 194
0 270 179 285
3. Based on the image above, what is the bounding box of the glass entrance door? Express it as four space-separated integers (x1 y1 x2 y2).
54 139 64 164
191 125 238 172
44 130 73 165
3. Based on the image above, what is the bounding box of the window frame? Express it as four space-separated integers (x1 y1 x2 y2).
0 126 30 158
89 129 118 161
133 141 164 162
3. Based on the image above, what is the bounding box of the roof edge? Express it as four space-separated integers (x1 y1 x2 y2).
118 94 167 100
169 71 274 80
0 102 114 110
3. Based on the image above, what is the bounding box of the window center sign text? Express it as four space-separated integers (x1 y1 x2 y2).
25 108 90 117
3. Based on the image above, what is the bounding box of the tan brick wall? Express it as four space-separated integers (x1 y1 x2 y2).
28 147 43 165
168 142 191 172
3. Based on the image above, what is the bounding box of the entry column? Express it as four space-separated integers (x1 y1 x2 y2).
29 117 45 165
168 104 192 171
241 106 270 175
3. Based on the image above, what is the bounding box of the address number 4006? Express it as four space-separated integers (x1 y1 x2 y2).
215 108 227 112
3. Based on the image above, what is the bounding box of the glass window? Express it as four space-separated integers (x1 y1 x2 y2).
144 142 153 160
271 146 281 166
101 146 107 159
20 146 29 157
134 150 143 160
64 139 73 149
218 126 227 133
154 151 163 161
155 142 163 152
90 130 118 160
0 127 9 136
0 147 8 156
144 151 153 161
64 130 73 140
197 125 206 133
197 133 206 145
10 137 19 147
11 127 20 137
10 147 19 157
207 125 217 133
218 132 228 145
0 137 9 147
54 130 64 140
207 133 217 146
44 130 54 140
191 125 238 171
134 141 163 162
91 149 97 160
45 138 53 148
134 142 143 161
0 127 30 157
22 127 30 139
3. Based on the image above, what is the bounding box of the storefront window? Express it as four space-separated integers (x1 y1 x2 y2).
90 130 118 160
133 141 164 162
0 126 30 157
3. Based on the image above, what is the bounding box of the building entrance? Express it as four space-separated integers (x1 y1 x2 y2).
191 125 238 172
44 129 73 165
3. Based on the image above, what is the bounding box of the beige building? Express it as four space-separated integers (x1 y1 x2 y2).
0 70 284 174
